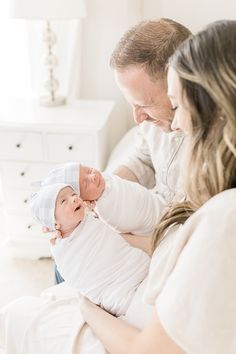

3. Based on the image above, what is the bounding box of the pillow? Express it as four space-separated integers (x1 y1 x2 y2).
105 126 137 172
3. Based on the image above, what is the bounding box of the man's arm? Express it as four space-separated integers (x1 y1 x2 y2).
121 233 152 255
113 165 140 183
112 124 156 188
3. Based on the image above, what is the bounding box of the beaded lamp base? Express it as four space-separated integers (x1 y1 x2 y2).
40 95 66 107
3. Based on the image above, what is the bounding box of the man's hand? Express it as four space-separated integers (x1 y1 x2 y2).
121 233 152 255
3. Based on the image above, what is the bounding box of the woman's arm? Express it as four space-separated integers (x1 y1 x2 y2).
80 297 185 354
121 233 152 255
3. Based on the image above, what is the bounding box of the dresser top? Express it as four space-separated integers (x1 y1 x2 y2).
0 99 115 131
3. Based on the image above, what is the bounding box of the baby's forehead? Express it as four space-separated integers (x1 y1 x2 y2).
80 165 89 174
57 186 78 202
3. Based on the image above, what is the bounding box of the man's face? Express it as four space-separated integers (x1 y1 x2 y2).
79 165 105 201
114 66 174 132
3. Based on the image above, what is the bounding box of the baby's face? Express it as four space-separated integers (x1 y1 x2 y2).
79 165 105 201
55 186 85 232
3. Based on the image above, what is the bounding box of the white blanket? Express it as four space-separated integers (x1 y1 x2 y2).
51 214 150 316
0 279 153 354
96 174 165 235
0 290 85 354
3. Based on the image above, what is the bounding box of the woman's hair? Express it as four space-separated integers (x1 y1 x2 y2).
153 20 236 249
110 18 191 80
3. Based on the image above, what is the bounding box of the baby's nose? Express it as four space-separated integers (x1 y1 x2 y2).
71 195 78 203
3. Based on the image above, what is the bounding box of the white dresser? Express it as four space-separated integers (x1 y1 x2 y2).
0 99 127 259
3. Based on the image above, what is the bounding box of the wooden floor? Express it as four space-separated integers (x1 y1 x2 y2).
0 249 54 308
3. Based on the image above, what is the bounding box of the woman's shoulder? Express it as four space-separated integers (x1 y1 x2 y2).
181 188 236 241
201 188 236 210
192 188 236 225
145 188 236 304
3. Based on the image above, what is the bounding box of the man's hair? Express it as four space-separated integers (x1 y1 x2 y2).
110 18 191 80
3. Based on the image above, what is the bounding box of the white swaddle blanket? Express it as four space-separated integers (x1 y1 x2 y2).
51 213 150 316
95 174 166 236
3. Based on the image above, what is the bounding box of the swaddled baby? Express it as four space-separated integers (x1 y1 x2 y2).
30 183 150 316
40 162 165 236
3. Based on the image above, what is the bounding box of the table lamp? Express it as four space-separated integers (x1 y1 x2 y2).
10 0 86 106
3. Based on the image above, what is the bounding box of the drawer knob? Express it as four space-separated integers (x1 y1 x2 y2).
24 199 28 204
27 224 32 229
68 145 73 150
20 171 25 177
16 143 21 148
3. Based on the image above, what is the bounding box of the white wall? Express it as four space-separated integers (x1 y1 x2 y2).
143 0 236 33
80 0 143 99
79 0 144 128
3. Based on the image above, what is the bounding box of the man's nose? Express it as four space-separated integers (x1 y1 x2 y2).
133 107 148 124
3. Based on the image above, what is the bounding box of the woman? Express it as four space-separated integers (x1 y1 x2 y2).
80 19 236 354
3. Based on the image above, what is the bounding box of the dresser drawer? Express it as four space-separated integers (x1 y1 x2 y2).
46 133 95 162
4 188 34 213
6 213 44 238
5 213 51 259
0 162 59 188
0 130 44 161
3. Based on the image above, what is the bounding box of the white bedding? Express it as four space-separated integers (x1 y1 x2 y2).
0 279 152 354
0 285 84 354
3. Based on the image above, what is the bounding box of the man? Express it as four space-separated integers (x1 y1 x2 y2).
55 18 191 284
111 18 191 203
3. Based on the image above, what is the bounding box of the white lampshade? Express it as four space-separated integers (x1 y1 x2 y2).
10 0 86 107
10 0 86 20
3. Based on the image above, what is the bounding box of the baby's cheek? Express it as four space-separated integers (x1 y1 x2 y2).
80 189 93 201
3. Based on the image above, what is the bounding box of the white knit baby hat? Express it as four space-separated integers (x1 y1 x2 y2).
30 183 71 230
41 162 80 194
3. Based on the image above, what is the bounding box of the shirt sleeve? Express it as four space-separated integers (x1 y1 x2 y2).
155 196 236 354
121 123 156 189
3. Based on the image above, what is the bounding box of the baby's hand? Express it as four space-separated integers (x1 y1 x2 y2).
42 226 62 245
84 200 96 211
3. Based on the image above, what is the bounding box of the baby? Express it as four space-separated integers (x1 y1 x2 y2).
41 162 165 236
30 183 150 317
